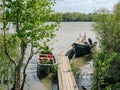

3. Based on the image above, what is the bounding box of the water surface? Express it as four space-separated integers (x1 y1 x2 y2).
24 22 97 90
0 22 96 90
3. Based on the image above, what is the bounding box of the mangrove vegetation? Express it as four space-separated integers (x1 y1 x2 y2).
93 2 120 90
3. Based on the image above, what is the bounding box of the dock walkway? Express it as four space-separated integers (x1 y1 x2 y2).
58 56 78 90
58 34 85 90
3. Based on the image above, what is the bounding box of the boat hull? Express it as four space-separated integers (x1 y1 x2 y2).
73 43 91 57
37 54 56 75
37 64 53 75
66 43 91 59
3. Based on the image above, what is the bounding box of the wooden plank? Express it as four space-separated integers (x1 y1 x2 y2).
58 56 63 90
63 56 70 90
61 56 69 90
62 56 67 90
65 56 75 90
65 56 74 90
58 56 78 90
66 56 78 90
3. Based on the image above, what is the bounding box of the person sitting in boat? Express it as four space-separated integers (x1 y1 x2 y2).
88 38 92 45
41 46 52 54
81 86 87 90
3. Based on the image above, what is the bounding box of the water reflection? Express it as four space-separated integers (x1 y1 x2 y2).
39 74 53 90
73 54 93 67
73 54 94 90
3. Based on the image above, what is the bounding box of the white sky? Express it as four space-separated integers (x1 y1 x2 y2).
53 0 120 13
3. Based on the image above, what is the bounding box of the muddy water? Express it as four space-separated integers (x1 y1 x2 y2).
0 22 96 90
73 55 94 90
24 22 96 90
73 54 93 67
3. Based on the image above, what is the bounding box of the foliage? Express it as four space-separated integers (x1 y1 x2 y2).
39 59 52 64
93 8 120 52
71 62 79 77
93 2 120 90
51 64 58 78
0 34 20 87
0 0 61 90
0 85 5 90
93 51 117 90
62 12 95 21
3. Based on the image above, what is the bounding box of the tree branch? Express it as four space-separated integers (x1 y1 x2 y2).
4 47 17 67
21 44 33 90
3 8 17 67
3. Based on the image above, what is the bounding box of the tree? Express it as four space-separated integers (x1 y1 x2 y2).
0 34 20 90
93 2 120 90
0 0 61 90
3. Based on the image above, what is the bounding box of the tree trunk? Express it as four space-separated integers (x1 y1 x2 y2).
11 68 21 90
15 71 21 90
21 45 33 90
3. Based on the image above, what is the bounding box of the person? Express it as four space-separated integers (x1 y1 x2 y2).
41 46 51 54
81 86 87 90
88 38 92 45
46 46 49 50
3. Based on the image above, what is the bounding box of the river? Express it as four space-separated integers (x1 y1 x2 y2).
24 22 97 90
51 22 96 54
0 22 96 90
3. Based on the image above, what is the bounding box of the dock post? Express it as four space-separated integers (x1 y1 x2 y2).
71 54 76 63
79 33 81 37
84 33 86 40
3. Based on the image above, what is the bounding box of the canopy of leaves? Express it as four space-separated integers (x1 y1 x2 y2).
93 2 120 90
1 0 61 49
0 0 61 89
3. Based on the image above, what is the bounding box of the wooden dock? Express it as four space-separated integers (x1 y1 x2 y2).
58 34 85 90
58 56 78 90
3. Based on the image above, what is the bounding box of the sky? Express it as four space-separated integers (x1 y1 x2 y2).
53 0 120 13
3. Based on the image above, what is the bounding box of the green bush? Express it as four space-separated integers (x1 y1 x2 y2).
71 63 79 77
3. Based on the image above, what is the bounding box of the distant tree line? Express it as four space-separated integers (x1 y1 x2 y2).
0 12 94 22
62 12 95 21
